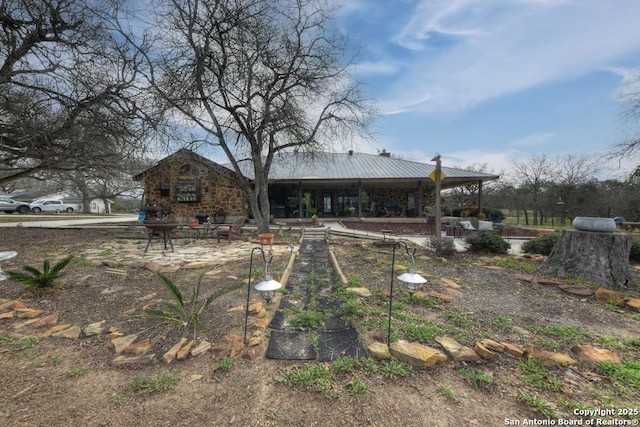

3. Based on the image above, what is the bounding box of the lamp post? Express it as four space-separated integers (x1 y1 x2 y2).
387 241 427 347
243 246 283 344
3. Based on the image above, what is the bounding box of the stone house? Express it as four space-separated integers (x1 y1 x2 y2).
133 149 499 221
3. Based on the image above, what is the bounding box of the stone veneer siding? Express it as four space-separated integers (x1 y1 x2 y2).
141 154 246 220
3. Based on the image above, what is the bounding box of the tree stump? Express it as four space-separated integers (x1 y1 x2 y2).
538 230 633 289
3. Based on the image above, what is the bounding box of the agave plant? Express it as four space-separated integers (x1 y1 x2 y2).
144 273 238 339
5 256 74 295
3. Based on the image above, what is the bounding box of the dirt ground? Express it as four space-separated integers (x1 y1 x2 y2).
0 227 639 427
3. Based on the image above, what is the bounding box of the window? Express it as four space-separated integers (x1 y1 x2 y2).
179 163 199 176
175 180 201 202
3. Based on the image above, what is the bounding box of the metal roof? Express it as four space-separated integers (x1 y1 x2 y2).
233 152 499 187
134 149 500 188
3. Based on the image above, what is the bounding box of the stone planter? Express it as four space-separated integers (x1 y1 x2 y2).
572 217 616 233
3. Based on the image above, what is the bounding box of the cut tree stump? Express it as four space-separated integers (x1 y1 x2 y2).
538 230 633 289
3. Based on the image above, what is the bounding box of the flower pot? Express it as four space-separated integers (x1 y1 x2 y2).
258 233 274 245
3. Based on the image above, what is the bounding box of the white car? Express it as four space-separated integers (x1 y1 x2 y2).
29 199 79 213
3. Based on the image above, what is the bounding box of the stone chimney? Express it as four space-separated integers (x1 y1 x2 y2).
379 150 391 157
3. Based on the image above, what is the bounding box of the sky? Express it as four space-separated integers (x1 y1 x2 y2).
331 0 640 180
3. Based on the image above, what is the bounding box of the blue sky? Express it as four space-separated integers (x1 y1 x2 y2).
334 0 640 179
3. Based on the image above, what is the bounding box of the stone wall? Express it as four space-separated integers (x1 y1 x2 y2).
139 151 246 221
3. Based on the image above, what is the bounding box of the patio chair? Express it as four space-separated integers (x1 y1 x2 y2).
216 217 246 243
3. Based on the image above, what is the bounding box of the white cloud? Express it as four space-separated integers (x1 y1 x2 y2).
384 0 640 114
507 132 558 148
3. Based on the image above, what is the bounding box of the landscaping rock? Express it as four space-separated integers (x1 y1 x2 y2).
84 321 105 337
190 340 212 357
525 344 576 367
595 288 623 305
571 345 621 365
440 277 460 288
474 342 496 360
558 284 595 297
389 340 447 368
478 339 505 353
347 287 372 297
501 342 525 358
226 305 244 313
53 325 81 339
109 335 139 354
625 298 640 312
123 338 152 356
113 354 156 366
177 339 195 360
366 341 391 360
15 308 44 318
434 336 480 362
427 291 454 303
161 337 188 364
40 323 71 338
34 313 59 328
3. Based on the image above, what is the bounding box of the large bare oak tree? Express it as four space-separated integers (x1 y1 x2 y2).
0 0 156 190
150 0 375 232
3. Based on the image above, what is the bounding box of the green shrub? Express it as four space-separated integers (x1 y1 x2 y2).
428 236 455 256
144 273 234 339
465 232 510 254
522 233 560 255
5 256 73 295
630 238 640 262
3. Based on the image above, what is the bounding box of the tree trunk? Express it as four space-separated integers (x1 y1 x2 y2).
538 230 633 289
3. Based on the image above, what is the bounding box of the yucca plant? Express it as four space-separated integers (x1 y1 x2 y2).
144 273 231 339
5 256 73 295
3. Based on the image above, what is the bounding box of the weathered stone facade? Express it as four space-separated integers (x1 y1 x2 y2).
135 150 246 221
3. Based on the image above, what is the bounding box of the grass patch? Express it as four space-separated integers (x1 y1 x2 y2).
598 360 640 390
125 374 178 394
517 390 556 418
212 357 234 373
436 385 459 402
380 358 411 380
458 367 496 388
67 367 87 377
518 357 562 391
528 324 593 348
274 364 337 399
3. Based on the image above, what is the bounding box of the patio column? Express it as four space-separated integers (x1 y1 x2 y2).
477 180 483 216
417 180 423 217
357 182 362 217
298 184 303 218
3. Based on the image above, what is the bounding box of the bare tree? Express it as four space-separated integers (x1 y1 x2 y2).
150 0 375 232
513 154 557 225
0 0 157 186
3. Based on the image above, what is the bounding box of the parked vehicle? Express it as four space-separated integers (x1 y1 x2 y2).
0 196 31 214
29 199 79 213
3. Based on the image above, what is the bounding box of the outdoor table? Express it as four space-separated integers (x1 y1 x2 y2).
190 223 219 240
144 223 179 253
0 250 18 280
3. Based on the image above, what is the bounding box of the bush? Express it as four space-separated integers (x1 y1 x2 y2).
427 236 456 256
465 232 510 254
630 238 640 262
522 233 560 255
